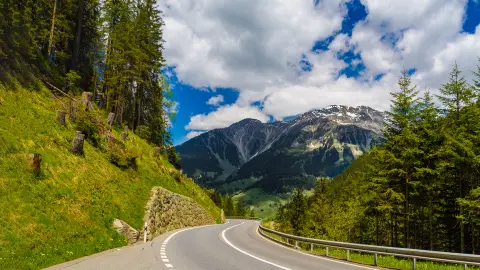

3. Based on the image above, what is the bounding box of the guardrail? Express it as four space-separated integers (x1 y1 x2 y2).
225 216 261 220
257 225 480 270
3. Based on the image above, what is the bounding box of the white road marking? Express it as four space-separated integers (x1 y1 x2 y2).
256 227 377 270
159 223 220 270
221 222 292 270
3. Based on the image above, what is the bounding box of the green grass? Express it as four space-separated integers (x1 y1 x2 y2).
233 188 288 219
260 231 479 270
0 84 220 269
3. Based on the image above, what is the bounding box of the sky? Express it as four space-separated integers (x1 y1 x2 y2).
157 0 480 145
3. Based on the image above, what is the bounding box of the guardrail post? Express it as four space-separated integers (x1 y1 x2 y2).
326 246 329 257
295 241 298 249
310 243 313 252
374 253 378 266
347 249 350 261
464 264 468 270
412 257 416 270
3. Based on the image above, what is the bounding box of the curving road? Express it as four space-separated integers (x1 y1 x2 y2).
48 220 375 270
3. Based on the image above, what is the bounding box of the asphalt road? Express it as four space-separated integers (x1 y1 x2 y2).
47 220 375 270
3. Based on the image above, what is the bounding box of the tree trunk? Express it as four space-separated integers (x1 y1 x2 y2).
72 131 85 156
405 175 410 248
48 0 58 60
153 147 161 157
376 212 379 245
69 98 77 123
82 92 93 110
107 113 115 126
56 110 67 126
429 200 434 250
28 153 42 176
71 0 85 70
391 212 394 247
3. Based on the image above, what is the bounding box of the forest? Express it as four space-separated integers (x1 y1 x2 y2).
0 0 177 152
275 62 480 254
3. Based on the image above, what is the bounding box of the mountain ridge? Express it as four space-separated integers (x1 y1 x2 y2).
177 105 384 195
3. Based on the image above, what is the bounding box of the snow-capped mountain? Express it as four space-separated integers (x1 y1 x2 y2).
176 105 384 193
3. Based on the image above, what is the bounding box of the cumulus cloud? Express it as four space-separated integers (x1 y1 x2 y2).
160 0 480 136
186 104 269 131
206 95 224 106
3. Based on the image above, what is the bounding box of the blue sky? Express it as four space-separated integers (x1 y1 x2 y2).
159 0 480 145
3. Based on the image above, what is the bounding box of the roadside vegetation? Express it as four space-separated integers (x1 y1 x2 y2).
272 62 480 268
0 84 220 269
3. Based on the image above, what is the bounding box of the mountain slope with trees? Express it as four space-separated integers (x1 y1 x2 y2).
275 62 480 254
0 0 221 269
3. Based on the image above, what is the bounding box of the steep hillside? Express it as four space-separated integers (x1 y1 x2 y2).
0 84 220 269
177 105 383 194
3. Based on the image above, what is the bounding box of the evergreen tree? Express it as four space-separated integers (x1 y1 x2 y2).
383 70 421 248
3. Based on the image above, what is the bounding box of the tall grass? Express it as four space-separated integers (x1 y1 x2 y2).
0 84 220 269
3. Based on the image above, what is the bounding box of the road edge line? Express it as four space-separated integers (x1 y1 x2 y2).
221 222 292 270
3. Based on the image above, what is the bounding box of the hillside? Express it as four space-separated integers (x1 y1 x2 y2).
176 105 383 216
0 83 221 269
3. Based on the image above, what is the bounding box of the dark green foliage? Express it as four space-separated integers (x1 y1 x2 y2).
108 147 137 170
167 146 182 170
75 108 101 147
1 0 175 152
275 62 480 254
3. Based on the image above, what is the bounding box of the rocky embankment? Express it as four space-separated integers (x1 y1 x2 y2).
143 187 216 240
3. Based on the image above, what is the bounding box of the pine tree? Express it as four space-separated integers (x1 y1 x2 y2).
383 70 421 248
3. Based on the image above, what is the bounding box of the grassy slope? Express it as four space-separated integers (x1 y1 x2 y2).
0 84 220 269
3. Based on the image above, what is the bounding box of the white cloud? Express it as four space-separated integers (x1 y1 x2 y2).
206 95 224 106
159 0 346 90
186 104 269 131
160 0 480 137
186 131 205 140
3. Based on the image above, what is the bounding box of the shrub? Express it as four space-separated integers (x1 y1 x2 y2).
166 146 182 170
75 108 102 147
108 147 137 170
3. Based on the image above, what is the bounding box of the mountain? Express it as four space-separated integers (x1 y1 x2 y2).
176 105 384 195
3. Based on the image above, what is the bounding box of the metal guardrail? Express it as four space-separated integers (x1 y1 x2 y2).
225 216 261 221
258 225 480 270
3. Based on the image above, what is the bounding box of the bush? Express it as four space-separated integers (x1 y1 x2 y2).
166 146 182 170
135 125 151 141
75 108 102 147
108 147 137 170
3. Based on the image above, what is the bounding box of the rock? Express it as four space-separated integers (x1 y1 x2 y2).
28 153 42 176
121 132 127 141
56 110 67 127
153 147 161 157
144 187 215 240
113 219 140 245
72 131 85 156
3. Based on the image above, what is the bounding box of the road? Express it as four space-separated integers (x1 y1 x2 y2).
48 220 374 270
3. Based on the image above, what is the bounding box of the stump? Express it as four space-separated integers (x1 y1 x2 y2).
81 92 94 111
153 147 162 157
72 131 85 156
28 153 42 176
56 110 67 127
124 125 129 133
121 132 128 141
107 113 115 126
